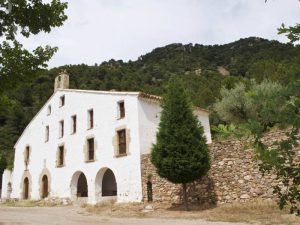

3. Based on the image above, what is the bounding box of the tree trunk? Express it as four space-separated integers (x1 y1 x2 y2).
182 183 189 211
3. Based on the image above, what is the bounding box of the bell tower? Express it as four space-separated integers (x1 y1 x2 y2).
54 70 69 91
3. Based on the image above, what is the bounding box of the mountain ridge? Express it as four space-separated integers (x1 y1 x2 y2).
0 36 299 168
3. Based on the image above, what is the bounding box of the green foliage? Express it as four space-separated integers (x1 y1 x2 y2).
0 0 68 40
0 0 68 94
278 23 300 43
214 80 287 129
151 76 210 210
211 124 250 140
265 0 300 44
214 83 250 123
0 41 58 93
246 60 292 84
253 97 300 215
1 37 300 175
214 79 300 215
211 124 235 140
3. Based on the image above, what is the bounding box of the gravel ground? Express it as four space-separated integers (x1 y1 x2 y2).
0 206 249 225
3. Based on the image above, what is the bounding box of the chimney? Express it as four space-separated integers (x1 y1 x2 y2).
54 70 69 91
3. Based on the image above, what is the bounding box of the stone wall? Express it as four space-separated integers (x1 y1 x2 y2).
141 131 290 205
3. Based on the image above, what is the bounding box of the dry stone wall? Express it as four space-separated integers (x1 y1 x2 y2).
141 131 290 205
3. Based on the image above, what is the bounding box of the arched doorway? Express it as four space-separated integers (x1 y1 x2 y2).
77 173 88 197
102 169 117 196
70 171 88 199
95 168 117 202
38 169 51 199
23 177 29 199
42 175 48 198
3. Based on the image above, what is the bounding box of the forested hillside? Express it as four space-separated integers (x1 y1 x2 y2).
1 36 300 169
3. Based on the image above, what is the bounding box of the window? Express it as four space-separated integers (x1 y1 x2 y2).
24 146 30 165
117 129 127 155
47 105 51 115
45 126 49 142
57 146 64 167
59 120 64 138
71 115 77 134
88 109 94 129
118 101 125 119
59 95 65 107
87 138 94 161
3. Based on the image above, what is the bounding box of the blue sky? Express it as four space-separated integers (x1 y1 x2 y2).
19 0 300 68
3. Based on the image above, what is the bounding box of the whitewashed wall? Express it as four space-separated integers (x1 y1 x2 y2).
137 99 212 155
195 111 212 144
11 90 143 204
1 169 13 199
138 99 161 155
10 89 212 204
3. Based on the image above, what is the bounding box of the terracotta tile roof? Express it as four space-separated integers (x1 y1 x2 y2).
138 92 210 114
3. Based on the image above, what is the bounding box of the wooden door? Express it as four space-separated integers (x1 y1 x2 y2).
42 175 48 198
24 178 29 199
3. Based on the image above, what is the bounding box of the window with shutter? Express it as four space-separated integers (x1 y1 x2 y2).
87 138 94 161
117 129 126 155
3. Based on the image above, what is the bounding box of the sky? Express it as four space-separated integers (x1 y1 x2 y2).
19 0 300 68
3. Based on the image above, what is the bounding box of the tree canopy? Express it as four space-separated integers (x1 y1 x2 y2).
0 0 68 93
214 80 300 215
0 36 299 177
278 23 300 43
151 76 210 210
265 0 300 43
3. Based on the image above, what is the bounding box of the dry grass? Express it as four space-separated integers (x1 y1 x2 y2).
1 200 44 207
86 200 300 225
85 201 147 218
195 200 300 225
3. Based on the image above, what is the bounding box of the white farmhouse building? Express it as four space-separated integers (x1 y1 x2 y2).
1 72 211 204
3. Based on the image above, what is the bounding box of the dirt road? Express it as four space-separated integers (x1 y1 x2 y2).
0 206 248 225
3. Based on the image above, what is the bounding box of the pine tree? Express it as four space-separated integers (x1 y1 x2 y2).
151 76 210 210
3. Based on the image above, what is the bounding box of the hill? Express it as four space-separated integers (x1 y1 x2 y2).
1 36 300 170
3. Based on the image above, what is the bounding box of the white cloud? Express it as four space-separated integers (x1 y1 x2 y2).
18 0 300 68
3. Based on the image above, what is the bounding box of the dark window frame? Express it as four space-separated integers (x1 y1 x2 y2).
71 115 77 134
25 146 30 165
87 138 95 161
47 105 51 115
45 126 49 142
59 95 65 107
118 101 125 119
59 120 64 138
88 109 94 129
117 129 127 155
58 145 64 167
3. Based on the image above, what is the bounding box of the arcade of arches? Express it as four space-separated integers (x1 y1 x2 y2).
102 169 117 196
20 168 118 202
71 168 117 202
77 172 88 197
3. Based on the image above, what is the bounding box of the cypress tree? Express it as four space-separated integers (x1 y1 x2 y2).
151 76 210 210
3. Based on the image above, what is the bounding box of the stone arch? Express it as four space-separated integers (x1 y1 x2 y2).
38 168 51 198
20 171 32 200
95 168 117 202
70 171 88 199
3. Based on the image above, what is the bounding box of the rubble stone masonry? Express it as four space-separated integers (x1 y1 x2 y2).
141 131 292 205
